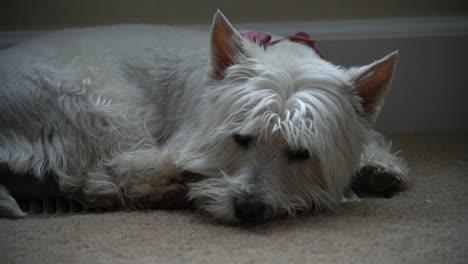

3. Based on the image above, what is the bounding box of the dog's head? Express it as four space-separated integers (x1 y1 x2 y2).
178 11 398 224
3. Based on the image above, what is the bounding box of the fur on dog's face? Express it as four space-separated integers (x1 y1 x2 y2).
180 12 398 223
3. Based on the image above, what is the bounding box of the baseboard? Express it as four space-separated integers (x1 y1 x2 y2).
236 16 468 40
1 16 467 134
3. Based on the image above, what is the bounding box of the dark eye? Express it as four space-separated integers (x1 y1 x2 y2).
286 148 310 162
233 134 254 149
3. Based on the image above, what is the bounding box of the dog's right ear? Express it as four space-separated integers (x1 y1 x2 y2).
210 10 244 79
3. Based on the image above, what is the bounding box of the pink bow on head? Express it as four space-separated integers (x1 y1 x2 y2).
241 31 324 59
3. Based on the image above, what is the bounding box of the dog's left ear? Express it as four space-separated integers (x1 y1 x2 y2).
210 10 244 79
351 51 398 123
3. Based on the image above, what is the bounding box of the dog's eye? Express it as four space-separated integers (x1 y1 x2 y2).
233 134 254 149
286 149 310 162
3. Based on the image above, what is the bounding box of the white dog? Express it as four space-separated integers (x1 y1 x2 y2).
0 11 407 223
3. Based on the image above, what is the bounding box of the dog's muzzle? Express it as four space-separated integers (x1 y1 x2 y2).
233 196 267 224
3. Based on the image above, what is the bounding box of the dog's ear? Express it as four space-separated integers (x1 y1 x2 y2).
351 51 398 123
210 10 244 79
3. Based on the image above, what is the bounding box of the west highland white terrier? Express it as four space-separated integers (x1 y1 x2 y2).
0 11 407 223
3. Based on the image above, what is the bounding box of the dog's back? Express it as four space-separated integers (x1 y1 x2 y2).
0 25 210 102
0 25 212 217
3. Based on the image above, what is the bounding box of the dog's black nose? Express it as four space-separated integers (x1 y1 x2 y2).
233 197 266 223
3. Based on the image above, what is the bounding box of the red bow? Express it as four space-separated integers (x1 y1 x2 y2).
241 31 324 59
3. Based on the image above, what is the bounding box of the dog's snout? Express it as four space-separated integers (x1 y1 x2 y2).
233 197 266 223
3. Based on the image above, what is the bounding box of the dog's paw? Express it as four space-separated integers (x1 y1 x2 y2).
352 165 404 198
0 185 27 218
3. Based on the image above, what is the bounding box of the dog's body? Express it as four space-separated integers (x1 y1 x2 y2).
0 12 407 223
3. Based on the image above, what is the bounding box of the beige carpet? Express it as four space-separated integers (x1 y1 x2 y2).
1 134 467 264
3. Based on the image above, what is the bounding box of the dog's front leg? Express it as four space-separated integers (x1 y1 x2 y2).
105 148 193 210
353 130 409 198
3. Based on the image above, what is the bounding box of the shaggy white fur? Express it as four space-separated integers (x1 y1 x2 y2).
0 11 407 223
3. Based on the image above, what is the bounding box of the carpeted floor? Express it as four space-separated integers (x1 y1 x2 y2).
1 134 467 264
